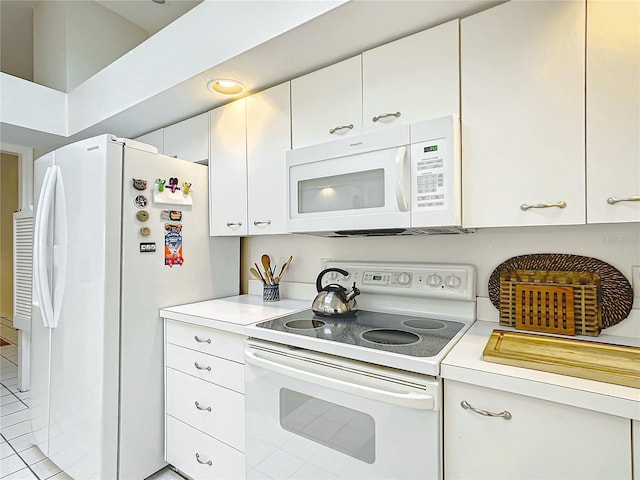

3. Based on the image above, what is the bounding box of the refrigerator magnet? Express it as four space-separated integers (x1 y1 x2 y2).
164 223 184 267
136 210 149 222
161 210 182 221
134 195 148 208
132 178 147 191
140 226 151 237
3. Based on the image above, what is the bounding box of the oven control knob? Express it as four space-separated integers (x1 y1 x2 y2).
397 273 411 286
445 275 462 289
426 274 442 287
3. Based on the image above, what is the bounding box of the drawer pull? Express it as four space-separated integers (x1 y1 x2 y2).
607 195 640 204
372 111 401 122
195 453 212 466
253 220 272 226
194 362 211 371
460 400 512 420
329 124 354 135
195 401 212 412
226 221 243 227
194 335 211 344
520 201 566 211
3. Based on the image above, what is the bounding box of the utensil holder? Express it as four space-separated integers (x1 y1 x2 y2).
263 284 280 302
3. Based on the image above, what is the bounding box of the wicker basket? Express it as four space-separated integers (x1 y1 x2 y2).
499 270 602 336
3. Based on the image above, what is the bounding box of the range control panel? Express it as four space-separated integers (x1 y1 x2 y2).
321 261 476 301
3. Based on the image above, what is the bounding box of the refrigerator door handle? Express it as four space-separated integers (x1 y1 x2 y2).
34 165 58 328
51 167 68 329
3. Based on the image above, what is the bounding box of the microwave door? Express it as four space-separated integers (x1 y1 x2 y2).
288 146 411 233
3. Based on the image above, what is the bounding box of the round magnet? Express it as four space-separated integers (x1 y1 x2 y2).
134 195 148 208
136 210 149 222
140 226 151 237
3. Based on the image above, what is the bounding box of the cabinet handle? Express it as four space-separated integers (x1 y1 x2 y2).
520 201 567 211
253 220 272 226
329 124 354 134
195 453 212 466
372 111 401 122
194 362 211 371
226 221 243 227
195 401 212 412
194 335 211 344
607 195 640 205
460 400 512 420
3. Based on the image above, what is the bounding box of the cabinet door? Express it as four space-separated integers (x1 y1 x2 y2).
246 82 291 235
164 112 209 164
135 128 163 153
362 19 459 132
209 99 247 236
291 55 362 148
461 1 586 228
586 0 640 224
444 380 632 480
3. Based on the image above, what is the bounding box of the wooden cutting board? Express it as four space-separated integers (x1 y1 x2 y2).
483 330 640 388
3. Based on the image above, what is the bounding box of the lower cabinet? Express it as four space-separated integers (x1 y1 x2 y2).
164 319 246 479
443 380 632 480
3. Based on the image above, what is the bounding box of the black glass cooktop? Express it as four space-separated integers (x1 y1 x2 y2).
255 309 464 357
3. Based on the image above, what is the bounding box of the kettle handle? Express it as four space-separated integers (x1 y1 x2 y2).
316 268 349 292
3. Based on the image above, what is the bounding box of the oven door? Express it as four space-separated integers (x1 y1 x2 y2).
286 125 411 234
245 340 441 480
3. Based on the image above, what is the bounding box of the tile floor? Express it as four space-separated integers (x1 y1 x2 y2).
0 316 182 480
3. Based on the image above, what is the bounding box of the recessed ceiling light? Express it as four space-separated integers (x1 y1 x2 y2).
207 79 246 96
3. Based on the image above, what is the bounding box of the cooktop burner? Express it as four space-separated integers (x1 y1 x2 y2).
255 309 464 358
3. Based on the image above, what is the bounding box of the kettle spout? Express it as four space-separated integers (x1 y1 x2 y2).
344 282 361 302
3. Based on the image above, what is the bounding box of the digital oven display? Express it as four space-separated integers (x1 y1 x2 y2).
423 145 438 152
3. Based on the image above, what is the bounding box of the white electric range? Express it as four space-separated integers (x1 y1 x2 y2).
244 261 477 480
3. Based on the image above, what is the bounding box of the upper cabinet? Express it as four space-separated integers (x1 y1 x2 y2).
461 0 586 228
163 112 209 164
586 0 640 224
291 56 363 148
135 128 163 153
246 82 291 235
362 19 460 133
209 99 247 236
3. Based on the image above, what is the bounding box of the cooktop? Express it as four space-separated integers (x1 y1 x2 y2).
255 309 465 358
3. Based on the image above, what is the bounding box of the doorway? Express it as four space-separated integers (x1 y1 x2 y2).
0 152 19 337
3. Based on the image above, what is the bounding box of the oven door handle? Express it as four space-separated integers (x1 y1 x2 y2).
245 348 435 410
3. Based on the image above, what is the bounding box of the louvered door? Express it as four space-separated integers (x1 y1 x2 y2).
13 207 33 331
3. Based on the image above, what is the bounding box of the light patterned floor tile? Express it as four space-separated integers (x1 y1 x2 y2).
1 467 38 480
47 471 72 480
0 441 16 460
30 457 61 479
0 410 29 430
0 420 31 441
17 446 45 466
0 402 26 417
0 453 28 477
145 466 184 480
7 434 35 454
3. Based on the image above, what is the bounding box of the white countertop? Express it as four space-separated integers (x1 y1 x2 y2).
441 320 640 420
160 295 310 336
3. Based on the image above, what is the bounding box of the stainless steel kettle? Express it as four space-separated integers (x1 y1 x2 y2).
311 268 360 316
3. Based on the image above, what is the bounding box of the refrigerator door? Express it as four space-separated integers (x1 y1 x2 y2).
117 144 239 479
46 135 123 479
30 151 54 456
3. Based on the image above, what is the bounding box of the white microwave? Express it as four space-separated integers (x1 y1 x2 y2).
286 115 472 236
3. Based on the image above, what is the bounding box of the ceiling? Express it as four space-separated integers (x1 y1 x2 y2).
1 0 503 152
95 0 202 35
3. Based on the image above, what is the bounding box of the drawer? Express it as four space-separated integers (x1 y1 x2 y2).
166 368 244 451
165 319 245 363
166 415 245 480
166 343 244 393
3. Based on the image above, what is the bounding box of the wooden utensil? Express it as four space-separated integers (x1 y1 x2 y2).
250 267 265 284
275 256 292 284
261 255 273 285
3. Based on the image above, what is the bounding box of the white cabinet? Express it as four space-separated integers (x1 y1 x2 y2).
362 19 459 132
135 128 164 153
444 380 632 480
586 0 640 224
461 0 586 228
246 82 291 235
164 112 209 164
291 56 363 148
164 319 246 480
209 99 248 236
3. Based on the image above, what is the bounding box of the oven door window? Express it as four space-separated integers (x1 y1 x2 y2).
280 388 375 464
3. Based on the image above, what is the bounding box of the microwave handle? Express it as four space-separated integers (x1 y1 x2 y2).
394 146 409 211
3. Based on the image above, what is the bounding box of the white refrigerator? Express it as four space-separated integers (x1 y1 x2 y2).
30 134 239 479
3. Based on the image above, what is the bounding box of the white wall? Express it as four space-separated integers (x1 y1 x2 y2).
33 0 148 92
250 222 640 317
